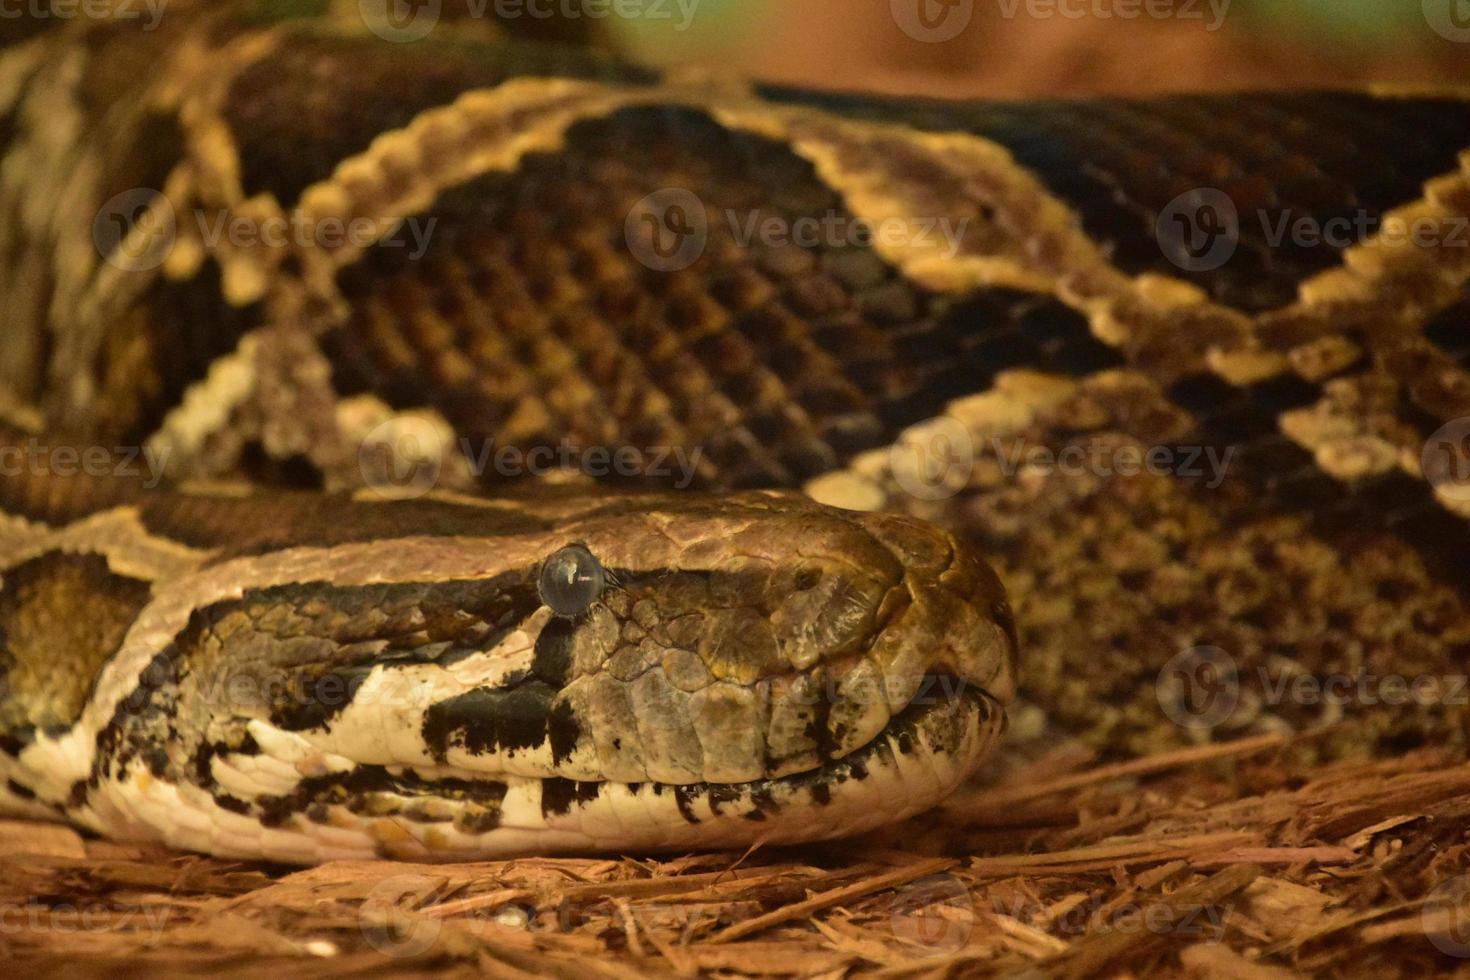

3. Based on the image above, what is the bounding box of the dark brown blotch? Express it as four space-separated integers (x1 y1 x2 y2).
422 681 559 760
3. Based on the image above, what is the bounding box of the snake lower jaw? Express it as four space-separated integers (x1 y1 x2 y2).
76 681 1007 864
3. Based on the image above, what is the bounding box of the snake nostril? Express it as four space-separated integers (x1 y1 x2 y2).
794 568 821 591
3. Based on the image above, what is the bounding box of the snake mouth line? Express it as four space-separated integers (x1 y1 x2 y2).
179 673 1005 862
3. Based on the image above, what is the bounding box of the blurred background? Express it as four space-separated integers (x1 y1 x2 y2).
601 0 1470 98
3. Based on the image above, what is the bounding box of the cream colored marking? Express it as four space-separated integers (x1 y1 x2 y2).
278 77 1470 383
0 47 97 417
809 369 1079 512
0 32 49 116
269 609 555 776
1367 85 1470 100
1 507 212 582
109 62 1470 511
1292 156 1470 317
0 511 47 558
338 399 478 496
146 334 261 466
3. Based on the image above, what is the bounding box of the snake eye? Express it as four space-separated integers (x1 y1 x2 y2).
538 544 607 618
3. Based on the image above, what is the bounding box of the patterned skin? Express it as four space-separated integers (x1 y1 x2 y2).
0 2 1468 858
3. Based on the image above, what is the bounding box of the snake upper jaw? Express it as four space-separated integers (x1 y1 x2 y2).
855 510 1020 709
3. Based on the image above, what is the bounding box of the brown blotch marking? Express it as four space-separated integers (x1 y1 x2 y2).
66 780 88 809
96 263 263 446
531 617 575 687
746 786 777 822
673 784 701 824
422 680 559 761
324 104 963 491
540 777 600 819
547 699 582 766
0 552 152 738
707 783 742 815
255 767 508 830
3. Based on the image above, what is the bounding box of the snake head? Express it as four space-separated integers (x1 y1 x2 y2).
57 489 1015 861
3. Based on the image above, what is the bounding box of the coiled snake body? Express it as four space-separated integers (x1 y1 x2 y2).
0 3 1468 863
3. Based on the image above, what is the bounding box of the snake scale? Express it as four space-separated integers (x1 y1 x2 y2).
0 1 1468 864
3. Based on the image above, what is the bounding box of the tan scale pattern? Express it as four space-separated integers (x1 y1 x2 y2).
2 5 1469 778
811 367 1470 756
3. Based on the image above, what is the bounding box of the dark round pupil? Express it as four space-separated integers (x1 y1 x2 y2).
538 545 606 618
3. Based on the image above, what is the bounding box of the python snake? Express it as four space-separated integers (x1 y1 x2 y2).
0 2 1468 864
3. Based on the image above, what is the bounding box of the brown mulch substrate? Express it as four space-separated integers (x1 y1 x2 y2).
3 733 1468 977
